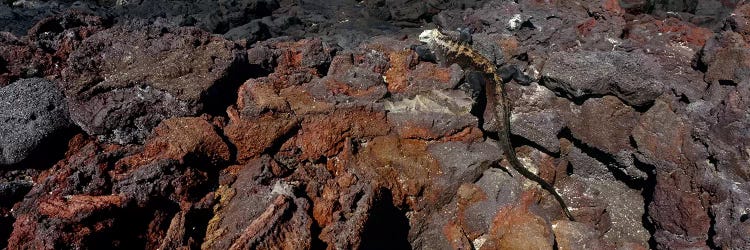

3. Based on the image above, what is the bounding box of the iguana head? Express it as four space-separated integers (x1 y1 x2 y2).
418 29 443 45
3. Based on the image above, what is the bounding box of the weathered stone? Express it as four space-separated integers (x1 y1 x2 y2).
650 171 711 249
509 82 568 153
317 50 388 103
702 31 750 85
552 220 607 250
542 50 665 106
0 78 73 166
203 157 312 250
296 108 389 160
384 90 479 141
632 100 688 167
224 113 299 164
564 96 641 178
119 117 230 166
61 23 243 144
481 193 554 249
459 169 522 239
0 11 107 86
567 176 650 247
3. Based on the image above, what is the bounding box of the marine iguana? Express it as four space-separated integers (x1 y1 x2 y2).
417 29 575 221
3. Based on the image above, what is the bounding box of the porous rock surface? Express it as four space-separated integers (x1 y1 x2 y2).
1 0 749 249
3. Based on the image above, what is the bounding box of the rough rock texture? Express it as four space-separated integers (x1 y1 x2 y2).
0 10 107 86
1 0 749 249
0 78 72 166
542 51 665 107
61 23 245 144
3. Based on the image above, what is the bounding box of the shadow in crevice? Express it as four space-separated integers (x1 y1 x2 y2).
360 188 411 250
0 214 12 249
558 128 648 190
633 157 658 250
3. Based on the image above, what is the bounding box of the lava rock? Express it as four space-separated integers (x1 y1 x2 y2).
542 50 666 107
701 31 750 85
562 96 645 180
0 10 107 86
508 82 567 153
0 78 72 166
203 157 312 249
61 23 244 144
384 90 478 140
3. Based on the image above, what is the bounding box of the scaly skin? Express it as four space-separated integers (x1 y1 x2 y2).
418 29 575 221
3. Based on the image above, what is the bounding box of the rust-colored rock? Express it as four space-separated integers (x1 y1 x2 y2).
120 117 230 166
224 113 299 163
0 10 106 86
296 108 390 160
481 192 554 250
203 157 312 250
61 23 243 144
632 100 688 166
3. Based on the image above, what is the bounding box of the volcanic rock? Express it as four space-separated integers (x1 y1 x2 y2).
542 50 665 107
0 78 72 166
61 23 244 144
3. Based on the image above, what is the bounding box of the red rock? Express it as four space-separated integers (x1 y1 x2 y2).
227 195 311 250
224 113 299 163
296 108 390 160
481 192 554 249
236 77 293 116
359 135 440 206
384 49 419 93
320 51 388 102
119 117 230 166
650 171 711 248
0 11 106 86
631 100 688 165
443 220 473 249
625 16 713 49
602 0 626 14
38 195 124 221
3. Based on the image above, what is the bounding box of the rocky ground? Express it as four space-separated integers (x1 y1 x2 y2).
1 0 749 249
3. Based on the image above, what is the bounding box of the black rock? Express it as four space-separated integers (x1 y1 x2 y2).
0 78 72 166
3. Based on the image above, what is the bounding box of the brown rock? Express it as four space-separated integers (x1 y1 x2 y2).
224 113 299 163
552 220 607 250
481 192 554 250
0 11 106 86
120 117 231 166
61 23 243 143
632 100 688 166
702 31 750 85
650 171 710 248
565 96 639 168
203 157 312 250
384 49 419 93
296 108 389 160
560 175 650 247
37 195 125 221
236 77 293 116
319 51 389 103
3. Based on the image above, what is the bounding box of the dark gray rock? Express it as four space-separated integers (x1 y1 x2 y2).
508 82 567 153
0 78 72 166
542 50 666 107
